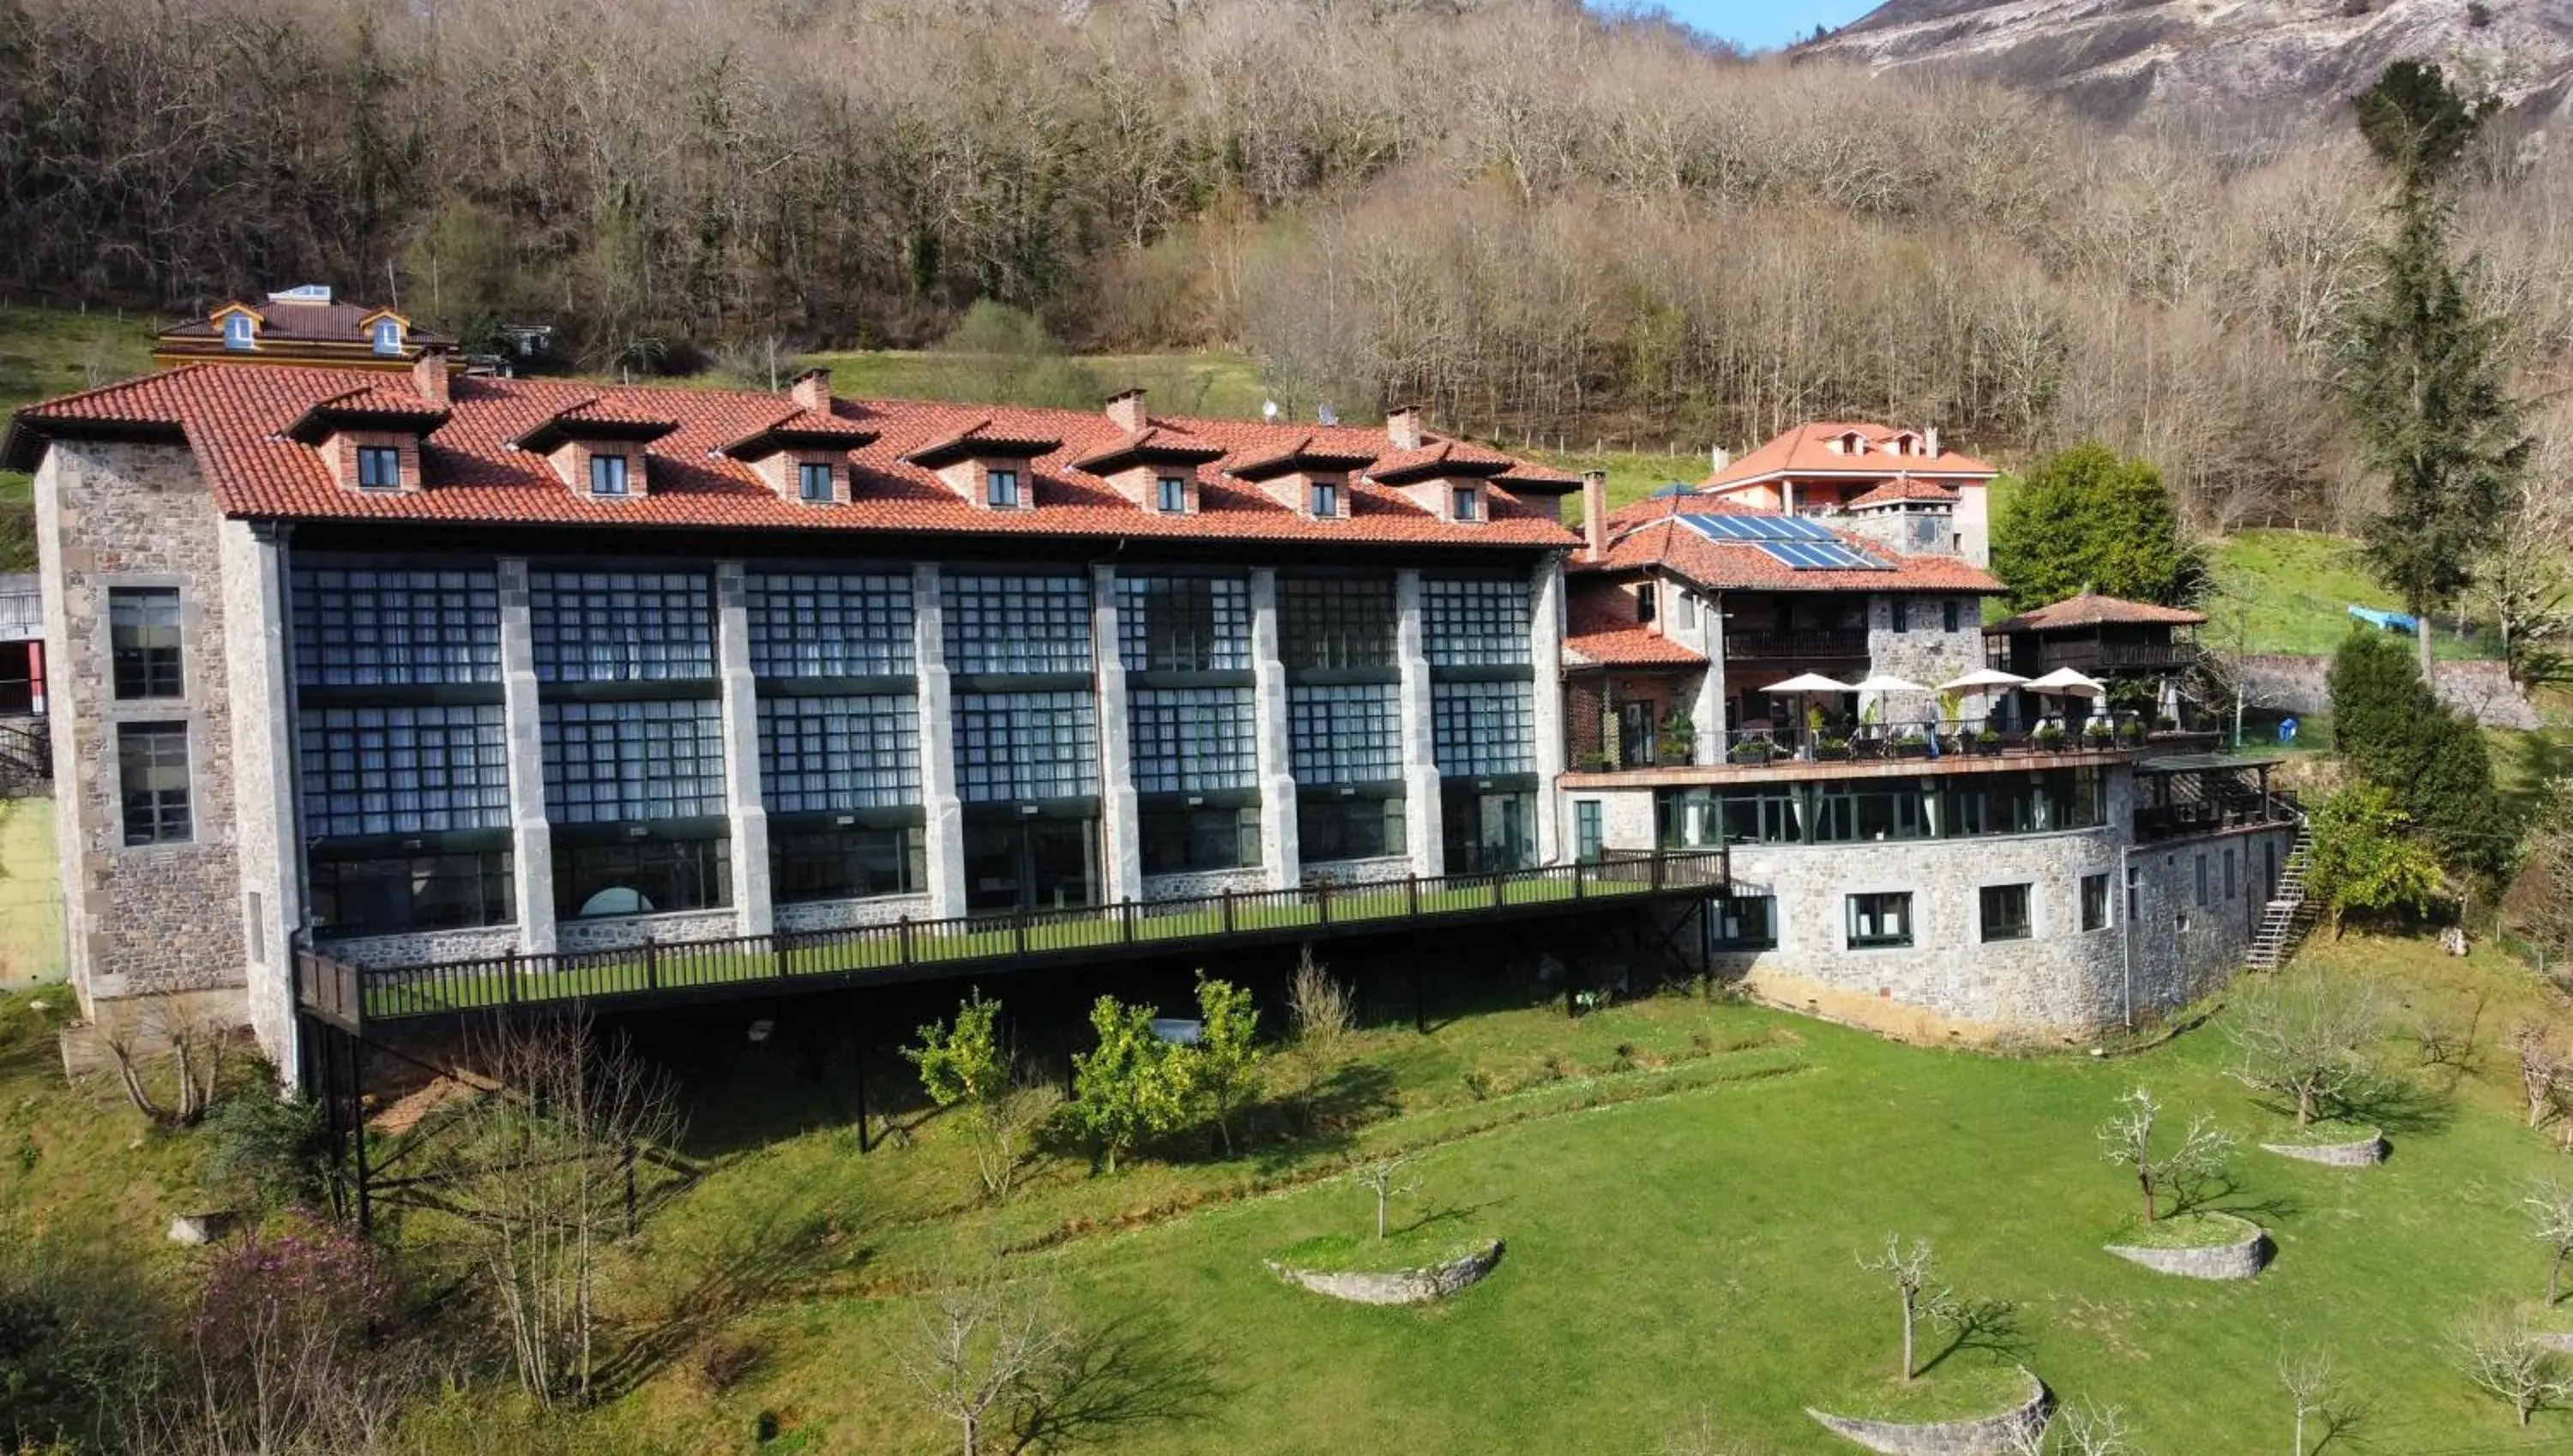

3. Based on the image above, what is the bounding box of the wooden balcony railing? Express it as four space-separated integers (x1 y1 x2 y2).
1724 629 1870 661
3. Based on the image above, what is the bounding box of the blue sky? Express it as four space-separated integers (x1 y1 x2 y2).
1634 0 1879 52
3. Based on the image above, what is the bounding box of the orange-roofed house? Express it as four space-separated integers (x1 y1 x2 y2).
1697 423 1999 568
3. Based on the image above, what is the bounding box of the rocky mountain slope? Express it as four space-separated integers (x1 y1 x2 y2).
1799 0 2573 129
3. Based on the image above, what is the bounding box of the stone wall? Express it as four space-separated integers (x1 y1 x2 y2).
1302 855 1413 887
1142 867 1270 901
556 908 744 953
327 924 524 970
2235 653 2540 731
774 893 937 933
37 441 249 1023
1865 593 1985 726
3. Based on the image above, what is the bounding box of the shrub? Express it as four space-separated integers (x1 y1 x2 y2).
196 1089 327 1213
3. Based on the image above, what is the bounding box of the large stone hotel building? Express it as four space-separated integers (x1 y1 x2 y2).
3 300 2299 1082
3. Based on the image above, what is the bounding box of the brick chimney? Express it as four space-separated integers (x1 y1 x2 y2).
1385 404 1425 452
1106 388 1147 434
791 367 833 413
1582 470 1607 562
413 347 451 406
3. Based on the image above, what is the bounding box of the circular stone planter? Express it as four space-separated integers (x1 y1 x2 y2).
2104 1213 2269 1281
1806 1369 2050 1456
1267 1238 1503 1306
2258 1129 2388 1167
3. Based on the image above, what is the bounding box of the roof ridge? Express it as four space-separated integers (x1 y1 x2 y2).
13 363 206 417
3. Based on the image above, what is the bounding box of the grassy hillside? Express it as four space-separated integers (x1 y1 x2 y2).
2212 529 2501 663
0 304 158 501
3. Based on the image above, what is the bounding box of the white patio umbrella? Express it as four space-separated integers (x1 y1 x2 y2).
1760 671 1858 750
2022 666 2107 698
1937 667 2027 731
1851 672 1928 737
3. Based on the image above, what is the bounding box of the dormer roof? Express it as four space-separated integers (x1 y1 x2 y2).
1702 422 1997 492
1069 425 1227 476
1366 439 1514 485
1226 434 1379 482
1847 477 1961 509
509 396 682 454
280 385 450 444
715 407 881 462
904 418 1064 469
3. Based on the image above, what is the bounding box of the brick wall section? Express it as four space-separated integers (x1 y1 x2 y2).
36 441 249 1019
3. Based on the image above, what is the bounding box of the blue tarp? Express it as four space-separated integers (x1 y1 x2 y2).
2347 605 2419 635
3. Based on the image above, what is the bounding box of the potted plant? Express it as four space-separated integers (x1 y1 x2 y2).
2118 719 2148 745
1892 730 1927 758
1975 727 2001 753
2034 723 2065 750
1731 738 1773 764
2155 713 2179 733
2083 719 2115 745
1658 709 1697 763
1817 736 1850 761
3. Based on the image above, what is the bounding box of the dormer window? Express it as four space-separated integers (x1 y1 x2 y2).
1157 476 1186 513
223 314 255 351
1451 485 1479 521
798 460 835 503
986 468 1021 508
371 319 403 357
1839 431 1865 454
589 454 630 497
356 445 403 491
1311 480 1340 518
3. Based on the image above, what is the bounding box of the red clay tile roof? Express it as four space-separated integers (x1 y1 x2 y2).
1703 422 1997 494
1368 439 1515 484
1986 591 2208 634
1225 432 1383 481
1564 580 1705 667
1572 512 2004 595
1847 477 1961 508
1067 425 1227 474
1603 491 1767 532
3 365 1580 552
716 407 881 460
164 298 459 348
280 384 451 443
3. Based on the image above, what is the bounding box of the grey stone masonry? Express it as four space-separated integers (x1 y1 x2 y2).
1393 570 1444 878
1247 569 1300 887
219 520 304 1064
714 563 773 937
38 441 248 1018
913 564 968 919
1866 593 1984 727
1528 557 1567 863
1092 565 1143 904
1692 589 1726 764
495 560 557 954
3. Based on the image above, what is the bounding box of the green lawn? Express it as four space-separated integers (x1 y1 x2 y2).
525 932 2573 1455
2211 529 2501 662
0 304 159 500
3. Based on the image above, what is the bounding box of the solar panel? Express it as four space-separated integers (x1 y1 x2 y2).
1750 539 1889 571
1677 513 1843 544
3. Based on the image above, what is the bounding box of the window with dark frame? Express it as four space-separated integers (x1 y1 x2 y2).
1157 476 1187 513
293 568 501 688
943 574 1091 675
1118 575 1250 673
1310 479 1339 518
310 850 514 938
539 699 728 822
1575 799 1603 863
1636 581 1656 623
2195 853 2209 906
1279 577 1395 669
530 571 714 682
1431 680 1534 777
1287 684 1401 784
118 722 191 845
1297 793 1405 863
798 460 835 502
299 705 511 837
588 453 629 496
747 572 913 678
771 824 923 903
986 468 1020 508
1451 485 1479 520
2225 846 2238 899
1422 579 1529 666
1846 890 1913 948
1139 803 1259 874
1979 882 2034 942
1713 893 1778 950
1892 598 1910 633
1943 599 1961 633
554 837 731 918
2081 871 2112 932
1130 689 1256 793
109 587 184 699
953 692 1100 803
356 444 403 490
758 695 921 814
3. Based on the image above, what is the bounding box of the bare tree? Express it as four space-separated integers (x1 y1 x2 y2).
2098 1086 2235 1224
1286 948 1357 1131
2226 977 2386 1128
2516 1022 2567 1131
433 1015 682 1408
1858 1236 1954 1384
2529 1181 2573 1306
98 993 231 1129
1350 1154 1418 1241
2453 1305 2573 1428
2279 1349 2354 1456
2005 1399 2137 1456
894 1254 1071 1456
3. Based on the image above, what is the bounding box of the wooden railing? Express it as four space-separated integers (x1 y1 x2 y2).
1723 629 1870 661
298 849 1731 1026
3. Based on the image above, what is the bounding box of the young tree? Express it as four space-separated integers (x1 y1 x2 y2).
2453 1304 2573 1428
1184 973 1262 1156
2005 1400 2137 1456
1284 948 1357 1131
2279 1349 2352 1456
906 991 1049 1203
894 1254 1070 1456
2528 1181 2573 1305
2338 61 2528 683
2098 1086 2235 1223
1350 1154 1418 1241
2303 784 2444 934
2226 976 2386 1128
1991 442 2209 611
1069 996 1189 1176
2516 1023 2569 1131
1858 1236 1952 1384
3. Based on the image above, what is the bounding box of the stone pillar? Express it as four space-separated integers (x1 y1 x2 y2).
1248 569 1300 887
1692 589 1726 766
496 559 557 954
1394 569 1444 878
913 564 968 919
220 520 304 1074
1528 556 1566 864
1091 565 1142 904
714 563 772 937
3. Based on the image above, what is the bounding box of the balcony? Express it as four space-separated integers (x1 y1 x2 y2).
1724 629 1870 661
296 849 1732 1029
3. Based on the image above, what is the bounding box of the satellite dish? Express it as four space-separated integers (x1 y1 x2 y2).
1262 399 1280 422
1316 402 1339 426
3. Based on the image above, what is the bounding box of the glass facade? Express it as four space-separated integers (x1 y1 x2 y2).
1288 684 1401 784
1130 689 1256 794
1140 803 1260 874
955 692 1098 803
300 705 511 837
942 573 1090 675
1298 794 1405 863
773 824 924 903
1117 574 1250 672
1421 579 1528 666
530 571 713 682
556 838 729 918
1657 769 2107 848
540 700 727 822
747 572 913 678
310 851 513 938
292 568 500 686
1280 577 1395 669
1431 680 1534 777
758 695 920 813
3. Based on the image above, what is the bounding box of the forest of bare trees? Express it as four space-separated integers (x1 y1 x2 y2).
9 0 2573 526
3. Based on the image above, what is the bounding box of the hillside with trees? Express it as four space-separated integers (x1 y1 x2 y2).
5 0 2573 543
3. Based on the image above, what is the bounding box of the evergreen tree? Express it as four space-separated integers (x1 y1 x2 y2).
2339 62 2528 682
2327 629 2509 881
1991 442 2208 611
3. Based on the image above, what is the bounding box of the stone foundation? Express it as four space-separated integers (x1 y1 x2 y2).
2258 1132 2388 1167
1806 1369 2049 1456
1301 856 1413 887
774 893 935 933
557 908 743 953
1268 1238 1503 1306
2104 1217 2269 1280
1142 868 1270 902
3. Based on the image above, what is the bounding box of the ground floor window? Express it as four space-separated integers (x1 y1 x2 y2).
1140 800 1259 875
1847 891 1913 949
1298 791 1406 863
771 821 924 904
555 833 731 918
2081 871 2112 932
1442 785 1534 874
1575 800 1603 863
1979 882 2033 942
963 814 1099 913
1712 893 1777 951
310 846 514 938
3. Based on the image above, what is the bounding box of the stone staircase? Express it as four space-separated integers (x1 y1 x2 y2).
2246 821 2317 972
